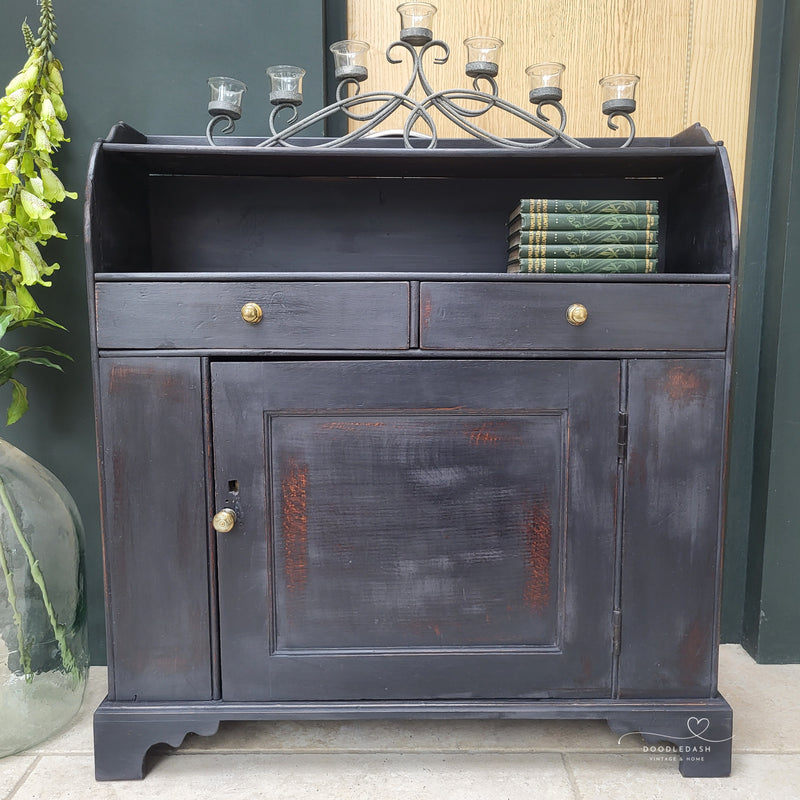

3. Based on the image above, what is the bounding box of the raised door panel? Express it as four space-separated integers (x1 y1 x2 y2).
211 359 620 701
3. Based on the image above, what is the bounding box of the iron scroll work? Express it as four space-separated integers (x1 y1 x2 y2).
205 39 637 150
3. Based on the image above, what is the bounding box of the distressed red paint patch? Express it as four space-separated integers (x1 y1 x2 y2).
468 420 520 446
320 421 385 431
522 498 551 611
664 365 707 402
422 294 432 329
282 458 309 594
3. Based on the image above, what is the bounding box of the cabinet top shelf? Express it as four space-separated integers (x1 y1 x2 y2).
85 122 737 281
94 122 725 180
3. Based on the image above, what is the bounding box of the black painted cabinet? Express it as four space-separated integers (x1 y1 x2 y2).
86 123 737 779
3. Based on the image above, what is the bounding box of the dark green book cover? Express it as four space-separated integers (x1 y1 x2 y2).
508 257 657 274
507 228 658 247
510 198 659 217
508 212 659 233
510 243 658 260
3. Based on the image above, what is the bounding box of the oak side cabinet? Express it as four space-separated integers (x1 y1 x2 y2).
86 122 737 779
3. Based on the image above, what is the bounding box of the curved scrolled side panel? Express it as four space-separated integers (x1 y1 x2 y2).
93 701 221 781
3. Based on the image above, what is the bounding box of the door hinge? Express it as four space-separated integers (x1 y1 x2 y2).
612 609 622 656
617 412 629 461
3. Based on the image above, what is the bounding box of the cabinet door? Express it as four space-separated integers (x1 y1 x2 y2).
211 360 619 701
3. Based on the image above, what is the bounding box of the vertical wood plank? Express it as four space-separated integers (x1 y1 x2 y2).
346 0 755 207
346 0 690 139
687 0 758 214
99 357 211 701
618 359 726 698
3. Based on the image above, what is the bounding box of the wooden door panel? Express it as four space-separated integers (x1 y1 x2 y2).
211 359 619 701
270 412 564 651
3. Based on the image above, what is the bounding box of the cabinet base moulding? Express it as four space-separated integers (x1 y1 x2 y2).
93 695 733 780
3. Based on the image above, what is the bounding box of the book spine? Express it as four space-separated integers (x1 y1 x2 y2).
513 198 659 216
510 243 657 260
508 228 658 246
510 257 657 274
509 212 659 231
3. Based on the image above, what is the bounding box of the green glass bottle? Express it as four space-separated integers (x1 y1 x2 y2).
0 438 88 757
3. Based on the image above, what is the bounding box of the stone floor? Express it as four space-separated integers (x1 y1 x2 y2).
1 645 799 799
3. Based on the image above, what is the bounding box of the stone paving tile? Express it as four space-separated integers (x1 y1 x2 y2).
179 716 632 755
0 755 36 800
14 753 578 800
565 752 800 799
717 644 800 753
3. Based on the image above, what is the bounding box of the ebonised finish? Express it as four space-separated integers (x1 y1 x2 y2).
86 122 737 779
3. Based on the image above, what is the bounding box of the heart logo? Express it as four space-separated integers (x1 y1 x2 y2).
687 717 710 737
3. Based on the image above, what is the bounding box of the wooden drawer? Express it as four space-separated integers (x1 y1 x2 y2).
95 281 410 350
420 282 730 351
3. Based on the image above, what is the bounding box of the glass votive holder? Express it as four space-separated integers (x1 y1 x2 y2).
330 40 370 82
599 73 640 114
207 76 247 119
525 62 565 103
464 36 503 78
397 2 437 46
267 65 306 106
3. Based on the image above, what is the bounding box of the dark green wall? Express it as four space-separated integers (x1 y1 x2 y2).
722 0 783 645
739 0 800 662
0 0 325 664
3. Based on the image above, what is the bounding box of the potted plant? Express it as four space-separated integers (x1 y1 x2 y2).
0 0 88 757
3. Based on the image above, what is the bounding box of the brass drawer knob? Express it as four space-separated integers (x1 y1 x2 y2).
241 302 263 325
212 508 237 533
566 303 588 326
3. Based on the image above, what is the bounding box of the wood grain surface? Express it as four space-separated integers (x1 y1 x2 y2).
346 0 755 209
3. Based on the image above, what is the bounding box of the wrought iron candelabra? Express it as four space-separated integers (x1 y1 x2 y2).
205 2 640 150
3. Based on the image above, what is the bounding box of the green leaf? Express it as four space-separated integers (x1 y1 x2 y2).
0 347 21 381
19 343 70 358
7 315 66 332
6 379 28 425
0 314 14 338
15 354 65 370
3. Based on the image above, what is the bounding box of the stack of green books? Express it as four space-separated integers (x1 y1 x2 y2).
506 198 660 274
